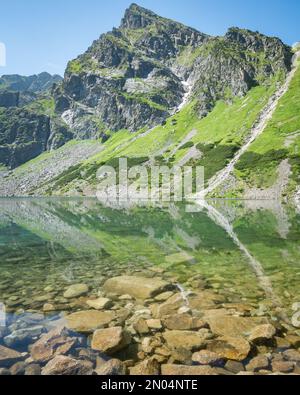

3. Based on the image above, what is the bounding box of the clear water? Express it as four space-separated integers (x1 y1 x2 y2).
0 197 299 325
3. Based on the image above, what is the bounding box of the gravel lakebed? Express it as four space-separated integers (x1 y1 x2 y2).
1 269 300 376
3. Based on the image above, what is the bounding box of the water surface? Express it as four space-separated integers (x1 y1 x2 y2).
0 198 299 322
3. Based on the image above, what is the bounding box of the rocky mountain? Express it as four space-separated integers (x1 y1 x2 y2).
0 72 62 94
0 3 299 202
55 4 291 137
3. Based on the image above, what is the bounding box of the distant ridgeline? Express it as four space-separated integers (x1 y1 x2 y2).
0 3 299 201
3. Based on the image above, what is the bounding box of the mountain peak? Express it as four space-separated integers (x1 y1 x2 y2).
120 3 158 29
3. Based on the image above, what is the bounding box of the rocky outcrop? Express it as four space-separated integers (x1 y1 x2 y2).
0 108 50 168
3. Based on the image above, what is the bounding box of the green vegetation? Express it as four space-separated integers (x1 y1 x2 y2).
66 59 84 74
26 97 55 116
191 144 240 184
176 45 205 67
235 62 300 191
120 92 167 112
179 141 194 150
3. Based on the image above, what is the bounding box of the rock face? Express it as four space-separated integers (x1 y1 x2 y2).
103 276 171 300
91 327 131 355
0 108 50 168
65 310 115 333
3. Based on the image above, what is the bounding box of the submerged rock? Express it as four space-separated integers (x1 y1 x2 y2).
42 355 93 375
4 326 44 348
248 324 276 344
65 310 115 333
0 368 11 375
192 350 224 366
207 336 251 361
163 329 211 351
25 364 42 376
10 361 27 375
31 326 77 363
103 276 171 300
161 364 218 375
86 298 112 310
91 327 131 355
0 345 23 368
63 284 89 299
129 358 160 375
163 313 207 331
95 359 127 375
246 355 270 372
206 315 268 338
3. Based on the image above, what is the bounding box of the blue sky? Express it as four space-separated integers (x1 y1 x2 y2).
0 0 299 76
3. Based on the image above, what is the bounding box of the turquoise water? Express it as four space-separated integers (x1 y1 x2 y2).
0 198 299 322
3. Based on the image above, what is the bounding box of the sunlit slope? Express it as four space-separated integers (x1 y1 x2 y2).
47 78 278 194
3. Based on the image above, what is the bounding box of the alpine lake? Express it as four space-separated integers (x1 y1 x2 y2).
0 197 299 375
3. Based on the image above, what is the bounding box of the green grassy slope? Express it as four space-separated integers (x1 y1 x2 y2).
233 57 300 194
47 76 279 194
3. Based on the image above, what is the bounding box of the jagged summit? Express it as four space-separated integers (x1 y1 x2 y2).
120 3 159 29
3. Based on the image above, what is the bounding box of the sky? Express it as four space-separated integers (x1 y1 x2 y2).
0 0 299 76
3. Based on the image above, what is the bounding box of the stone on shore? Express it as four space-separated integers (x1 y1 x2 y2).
42 355 93 375
103 276 171 300
63 284 89 299
91 327 131 355
65 310 115 333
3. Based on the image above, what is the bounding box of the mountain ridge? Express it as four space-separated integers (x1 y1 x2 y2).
0 3 299 202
